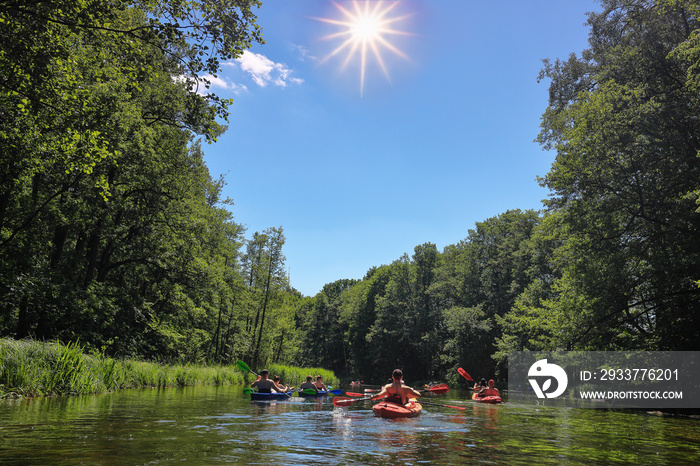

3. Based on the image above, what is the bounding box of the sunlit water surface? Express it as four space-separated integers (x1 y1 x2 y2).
1 386 699 464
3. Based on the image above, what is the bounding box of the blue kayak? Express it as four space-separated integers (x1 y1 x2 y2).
250 391 292 401
298 390 328 398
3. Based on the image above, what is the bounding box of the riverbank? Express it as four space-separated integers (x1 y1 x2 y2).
0 338 337 398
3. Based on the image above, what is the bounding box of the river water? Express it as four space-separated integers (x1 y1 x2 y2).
1 385 699 464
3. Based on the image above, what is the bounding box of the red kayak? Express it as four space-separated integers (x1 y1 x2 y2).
423 383 449 395
372 400 422 418
472 393 502 404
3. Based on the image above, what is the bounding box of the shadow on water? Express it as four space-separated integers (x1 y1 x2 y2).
1 386 699 464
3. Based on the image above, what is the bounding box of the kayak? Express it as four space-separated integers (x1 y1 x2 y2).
298 389 328 398
423 383 449 395
250 391 292 401
472 393 502 404
372 400 422 418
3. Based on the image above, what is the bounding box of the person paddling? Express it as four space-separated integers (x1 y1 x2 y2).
251 369 278 393
299 375 317 393
371 369 422 406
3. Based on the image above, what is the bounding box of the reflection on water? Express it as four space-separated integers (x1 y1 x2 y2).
1 386 699 464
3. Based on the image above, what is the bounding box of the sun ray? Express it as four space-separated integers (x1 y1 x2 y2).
319 36 356 65
370 40 390 82
311 0 414 96
374 33 408 60
343 40 361 69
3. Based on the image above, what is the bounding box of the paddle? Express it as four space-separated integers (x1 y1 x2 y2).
362 384 448 395
458 367 473 382
237 360 259 377
243 388 254 394
333 395 374 407
419 400 467 411
345 392 365 397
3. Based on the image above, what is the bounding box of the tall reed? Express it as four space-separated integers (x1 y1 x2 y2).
0 338 246 397
0 338 338 398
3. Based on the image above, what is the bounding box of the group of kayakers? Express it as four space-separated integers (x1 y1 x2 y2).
299 375 328 392
251 369 328 394
367 369 500 405
252 367 499 405
250 369 290 393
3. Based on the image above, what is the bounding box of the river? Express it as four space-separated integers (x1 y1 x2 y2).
1 385 698 464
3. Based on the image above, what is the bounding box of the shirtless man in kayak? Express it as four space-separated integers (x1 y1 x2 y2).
250 369 278 393
371 369 422 406
299 375 317 392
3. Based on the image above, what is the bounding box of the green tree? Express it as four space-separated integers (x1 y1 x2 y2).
0 1 262 362
412 243 440 378
244 227 287 368
537 0 700 350
430 210 541 378
368 255 415 375
441 305 492 384
342 266 391 382
296 279 357 375
495 212 563 357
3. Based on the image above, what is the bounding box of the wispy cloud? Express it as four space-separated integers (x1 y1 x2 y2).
292 43 317 62
199 74 248 94
228 51 303 88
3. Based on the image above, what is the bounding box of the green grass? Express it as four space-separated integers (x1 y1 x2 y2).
0 338 337 398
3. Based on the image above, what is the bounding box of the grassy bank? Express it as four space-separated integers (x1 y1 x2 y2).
260 363 338 390
0 338 338 398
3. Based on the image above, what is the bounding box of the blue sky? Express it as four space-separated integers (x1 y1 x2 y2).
201 0 599 297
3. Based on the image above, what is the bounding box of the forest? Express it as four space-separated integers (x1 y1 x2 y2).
1 0 699 386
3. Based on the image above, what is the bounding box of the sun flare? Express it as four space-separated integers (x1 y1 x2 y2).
312 1 413 96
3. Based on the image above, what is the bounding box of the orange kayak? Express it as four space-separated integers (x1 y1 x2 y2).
423 383 449 395
372 400 422 418
472 393 502 404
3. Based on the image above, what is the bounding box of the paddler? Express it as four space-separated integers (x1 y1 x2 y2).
313 375 328 391
299 375 317 393
272 375 292 392
477 379 500 397
371 369 422 406
250 369 278 393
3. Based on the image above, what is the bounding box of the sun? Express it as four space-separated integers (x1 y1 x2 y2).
311 1 414 97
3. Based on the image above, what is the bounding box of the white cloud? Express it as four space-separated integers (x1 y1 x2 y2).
199 74 247 94
232 50 303 88
201 74 230 90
